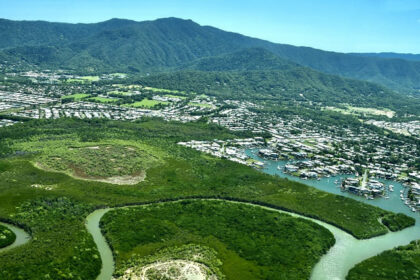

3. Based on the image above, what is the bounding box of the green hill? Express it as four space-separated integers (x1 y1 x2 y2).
135 68 420 115
1 17 420 93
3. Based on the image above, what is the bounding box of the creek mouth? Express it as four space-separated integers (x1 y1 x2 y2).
85 198 419 280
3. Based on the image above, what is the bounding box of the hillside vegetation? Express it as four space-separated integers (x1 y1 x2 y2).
102 200 335 280
347 240 420 280
0 118 415 279
1 17 420 92
134 67 420 115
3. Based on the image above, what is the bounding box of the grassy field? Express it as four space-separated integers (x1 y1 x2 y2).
87 96 119 103
165 94 187 100
325 105 395 118
144 86 185 94
13 139 162 183
0 224 16 248
347 240 420 280
61 93 91 101
66 76 100 83
0 118 414 279
102 200 335 280
126 99 169 108
114 84 141 89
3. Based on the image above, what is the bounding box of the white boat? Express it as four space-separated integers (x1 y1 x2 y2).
400 190 404 193
405 201 409 205
389 185 394 192
412 207 417 212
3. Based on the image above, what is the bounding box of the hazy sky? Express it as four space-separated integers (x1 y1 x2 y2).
1 0 419 53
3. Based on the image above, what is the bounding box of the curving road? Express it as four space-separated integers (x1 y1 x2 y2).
85 198 420 280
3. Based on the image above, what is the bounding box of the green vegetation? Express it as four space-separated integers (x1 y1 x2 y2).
61 93 90 101
2 18 420 93
325 105 395 118
0 224 16 248
0 118 414 279
0 197 101 280
13 140 162 180
347 240 420 280
144 86 185 94
108 90 132 96
381 213 415 232
80 76 100 82
65 76 100 83
165 94 187 99
125 99 169 108
102 200 335 280
87 96 119 103
136 69 420 115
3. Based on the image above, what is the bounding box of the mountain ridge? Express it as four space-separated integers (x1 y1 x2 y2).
1 17 420 93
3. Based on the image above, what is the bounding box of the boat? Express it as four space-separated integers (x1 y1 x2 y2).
405 201 409 205
412 207 417 212
389 185 394 192
400 190 404 193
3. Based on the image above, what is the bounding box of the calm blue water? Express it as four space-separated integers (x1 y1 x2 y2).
245 149 419 221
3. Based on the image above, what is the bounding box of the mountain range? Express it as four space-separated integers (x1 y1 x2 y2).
1 17 420 95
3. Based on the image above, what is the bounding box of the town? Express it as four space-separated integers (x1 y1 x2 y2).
1 70 419 208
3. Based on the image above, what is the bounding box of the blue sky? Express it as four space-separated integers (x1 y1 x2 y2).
1 0 419 53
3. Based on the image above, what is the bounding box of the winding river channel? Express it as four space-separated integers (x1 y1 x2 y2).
1 149 419 280
85 198 420 280
0 222 30 254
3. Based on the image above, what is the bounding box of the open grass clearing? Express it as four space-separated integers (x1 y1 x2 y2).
13 138 163 185
144 87 186 94
165 94 187 100
88 96 120 103
126 99 170 108
61 93 91 100
325 105 395 118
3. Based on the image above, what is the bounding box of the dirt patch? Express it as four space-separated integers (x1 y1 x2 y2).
33 162 146 185
116 260 217 280
86 146 100 150
93 171 146 185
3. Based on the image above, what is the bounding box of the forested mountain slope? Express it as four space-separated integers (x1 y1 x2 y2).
1 17 420 93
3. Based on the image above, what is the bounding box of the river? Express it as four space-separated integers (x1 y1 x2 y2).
245 148 420 279
2 149 419 280
0 222 31 254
